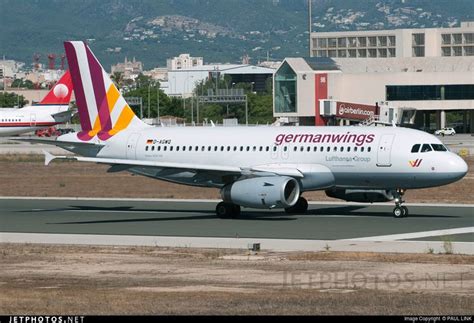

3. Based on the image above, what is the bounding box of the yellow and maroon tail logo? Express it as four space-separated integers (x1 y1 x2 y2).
409 159 423 167
64 41 147 141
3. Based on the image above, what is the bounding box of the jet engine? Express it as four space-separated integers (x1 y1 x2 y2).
221 176 300 209
325 188 395 203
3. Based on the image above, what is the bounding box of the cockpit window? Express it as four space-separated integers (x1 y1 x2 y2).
411 144 420 153
421 144 432 153
431 144 447 152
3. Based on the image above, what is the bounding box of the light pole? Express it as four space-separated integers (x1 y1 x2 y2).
156 84 160 122
147 83 151 118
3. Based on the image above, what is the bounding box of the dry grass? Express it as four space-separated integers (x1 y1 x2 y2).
0 244 473 315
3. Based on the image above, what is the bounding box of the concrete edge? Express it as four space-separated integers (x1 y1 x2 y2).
1 232 472 255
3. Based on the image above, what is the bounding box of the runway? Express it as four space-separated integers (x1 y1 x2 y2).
1 197 472 254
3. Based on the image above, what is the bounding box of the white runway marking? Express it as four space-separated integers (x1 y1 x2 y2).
345 227 474 242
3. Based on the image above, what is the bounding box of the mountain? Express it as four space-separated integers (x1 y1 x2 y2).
0 0 472 70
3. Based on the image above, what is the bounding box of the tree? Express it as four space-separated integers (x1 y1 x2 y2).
0 92 27 108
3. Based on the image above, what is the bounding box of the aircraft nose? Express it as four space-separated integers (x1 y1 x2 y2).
448 154 468 179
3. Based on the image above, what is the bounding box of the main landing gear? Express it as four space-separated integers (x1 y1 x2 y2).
392 189 408 218
284 197 308 214
215 202 241 218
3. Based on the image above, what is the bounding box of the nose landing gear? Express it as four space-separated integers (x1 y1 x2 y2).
393 189 408 218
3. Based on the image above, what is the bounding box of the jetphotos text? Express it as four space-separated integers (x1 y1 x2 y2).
275 132 375 147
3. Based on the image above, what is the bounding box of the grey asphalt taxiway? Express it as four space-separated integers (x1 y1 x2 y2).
1 198 473 254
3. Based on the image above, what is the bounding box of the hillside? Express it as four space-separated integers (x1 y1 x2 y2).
0 0 472 69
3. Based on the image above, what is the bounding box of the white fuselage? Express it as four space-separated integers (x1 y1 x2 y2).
0 105 70 136
70 125 467 191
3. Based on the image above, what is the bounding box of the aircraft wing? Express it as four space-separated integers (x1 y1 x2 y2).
41 152 310 178
43 151 242 173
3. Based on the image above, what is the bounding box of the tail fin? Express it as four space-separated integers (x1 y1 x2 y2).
64 41 148 142
38 70 73 105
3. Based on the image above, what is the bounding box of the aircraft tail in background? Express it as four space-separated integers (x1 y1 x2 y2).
38 70 73 105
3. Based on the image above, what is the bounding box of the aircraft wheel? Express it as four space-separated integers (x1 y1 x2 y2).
216 202 240 218
393 206 405 218
285 197 308 214
401 206 409 217
216 202 232 218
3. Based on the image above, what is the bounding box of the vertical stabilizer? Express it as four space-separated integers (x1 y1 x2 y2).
64 41 148 142
38 70 73 105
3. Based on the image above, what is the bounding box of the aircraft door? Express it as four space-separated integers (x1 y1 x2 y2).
126 133 141 159
30 114 36 126
377 134 395 167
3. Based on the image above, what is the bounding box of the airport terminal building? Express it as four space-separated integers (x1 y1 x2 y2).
274 22 474 132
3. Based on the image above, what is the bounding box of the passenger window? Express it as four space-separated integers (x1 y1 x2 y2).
176 146 180 151
411 144 420 153
220 146 224 151
208 146 211 151
293 147 297 152
170 146 174 151
259 146 263 152
307 146 311 152
189 146 192 151
252 146 256 151
164 146 167 151
333 146 337 152
320 146 324 152
368 147 371 152
214 146 218 151
145 146 149 151
340 147 344 152
272 146 277 152
421 144 432 153
227 146 231 151
240 146 244 151
266 146 269 152
354 147 358 152
195 146 198 151
361 147 365 152
326 147 330 152
234 146 237 151
347 147 351 152
183 146 186 151
246 146 250 151
284 146 288 152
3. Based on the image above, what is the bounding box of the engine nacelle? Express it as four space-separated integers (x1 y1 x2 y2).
221 176 300 209
325 188 395 203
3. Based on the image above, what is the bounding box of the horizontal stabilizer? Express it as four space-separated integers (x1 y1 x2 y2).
13 137 104 156
51 110 75 122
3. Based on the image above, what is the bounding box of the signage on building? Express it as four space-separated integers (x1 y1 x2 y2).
336 101 377 120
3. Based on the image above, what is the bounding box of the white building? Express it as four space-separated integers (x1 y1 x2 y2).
111 57 143 80
166 54 203 70
311 21 474 59
273 56 473 132
166 64 274 98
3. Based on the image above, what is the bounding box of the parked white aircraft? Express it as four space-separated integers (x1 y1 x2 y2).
0 70 74 136
29 41 468 218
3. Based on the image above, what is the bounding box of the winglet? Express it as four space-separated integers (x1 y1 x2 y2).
43 150 56 166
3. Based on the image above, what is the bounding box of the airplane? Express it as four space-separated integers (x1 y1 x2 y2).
24 41 468 218
0 70 74 136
